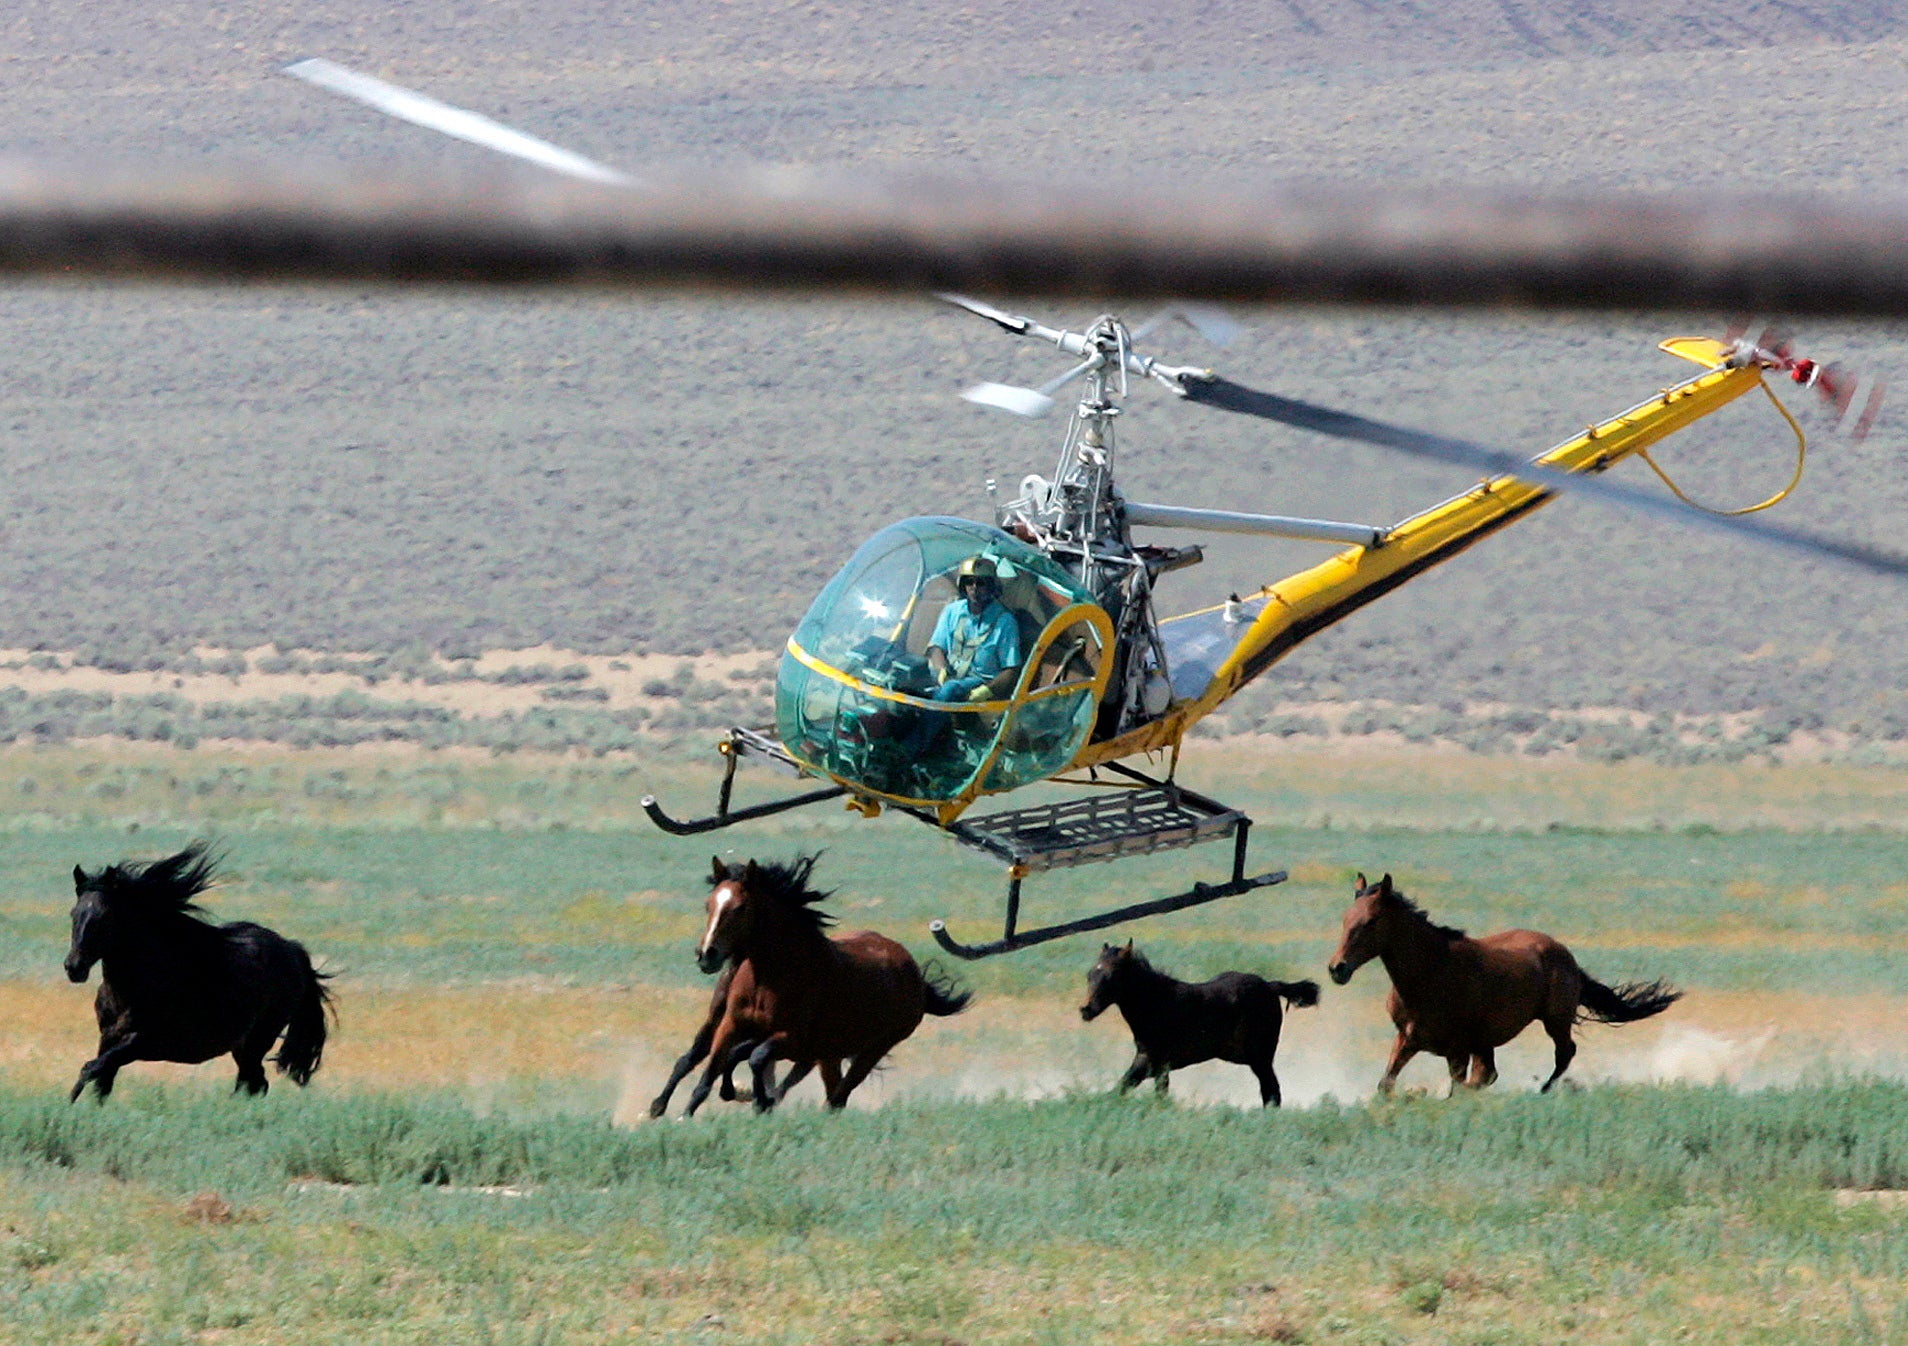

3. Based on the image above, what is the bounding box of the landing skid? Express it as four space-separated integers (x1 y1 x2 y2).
640 727 846 835
644 731 1287 957
926 764 1286 959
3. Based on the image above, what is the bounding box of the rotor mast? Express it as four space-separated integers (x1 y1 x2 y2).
987 315 1184 730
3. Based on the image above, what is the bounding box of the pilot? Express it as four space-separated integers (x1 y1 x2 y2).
925 555 1022 703
893 555 1022 766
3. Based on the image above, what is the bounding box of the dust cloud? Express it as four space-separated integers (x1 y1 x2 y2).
616 989 1908 1118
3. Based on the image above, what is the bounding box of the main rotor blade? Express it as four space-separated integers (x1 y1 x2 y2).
11 162 1908 310
1131 304 1242 346
285 59 637 188
1178 375 1908 580
937 292 1035 334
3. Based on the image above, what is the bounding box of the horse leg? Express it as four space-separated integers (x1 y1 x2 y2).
773 1059 814 1105
233 1021 280 1097
1117 1052 1152 1093
1250 1058 1283 1109
746 1037 787 1113
724 1054 781 1102
826 1049 890 1110
683 1027 750 1117
1467 1049 1499 1090
232 1050 270 1097
1541 1019 1577 1093
1377 1032 1419 1096
650 1026 718 1117
818 1058 843 1103
1153 1069 1171 1097
70 1032 144 1103
717 1038 761 1100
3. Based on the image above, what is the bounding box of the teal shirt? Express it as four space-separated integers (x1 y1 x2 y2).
930 598 1021 682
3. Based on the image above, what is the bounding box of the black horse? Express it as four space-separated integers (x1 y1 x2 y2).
65 843 333 1101
1080 941 1320 1107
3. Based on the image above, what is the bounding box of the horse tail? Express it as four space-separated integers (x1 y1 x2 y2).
1577 974 1681 1025
1273 979 1321 1010
920 959 974 1017
276 958 336 1086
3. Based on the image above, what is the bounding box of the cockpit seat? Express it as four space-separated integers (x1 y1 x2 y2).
996 562 1055 679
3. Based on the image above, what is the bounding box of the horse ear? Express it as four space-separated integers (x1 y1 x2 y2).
73 864 86 891
710 855 726 883
1378 873 1394 896
1123 939 1134 955
744 859 760 882
1355 871 1367 892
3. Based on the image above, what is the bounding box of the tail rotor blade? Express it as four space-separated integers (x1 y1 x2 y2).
1816 362 1858 418
1765 347 1885 443
1845 373 1886 443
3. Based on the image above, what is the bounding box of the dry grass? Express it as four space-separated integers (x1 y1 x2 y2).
8 977 1904 1115
0 643 771 718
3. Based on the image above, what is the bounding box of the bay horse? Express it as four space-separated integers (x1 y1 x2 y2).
1081 941 1319 1107
677 854 971 1114
65 843 333 1102
1328 872 1680 1095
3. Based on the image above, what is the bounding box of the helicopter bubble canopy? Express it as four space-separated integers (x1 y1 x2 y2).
778 517 1114 811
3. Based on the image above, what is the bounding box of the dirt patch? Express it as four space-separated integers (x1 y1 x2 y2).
1834 1189 1908 1208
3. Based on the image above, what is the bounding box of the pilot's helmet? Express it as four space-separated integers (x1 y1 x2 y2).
956 555 1000 590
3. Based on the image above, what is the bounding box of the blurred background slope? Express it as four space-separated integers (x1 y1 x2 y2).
0 3 1905 723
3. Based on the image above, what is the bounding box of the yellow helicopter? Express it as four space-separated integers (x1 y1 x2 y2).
82 60 1878 956
639 303 1880 955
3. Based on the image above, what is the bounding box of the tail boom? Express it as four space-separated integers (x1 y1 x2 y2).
1074 350 1762 766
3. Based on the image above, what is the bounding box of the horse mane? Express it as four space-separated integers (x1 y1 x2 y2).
723 853 836 932
1119 945 1163 979
1103 943 1179 988
1389 888 1467 942
96 842 222 919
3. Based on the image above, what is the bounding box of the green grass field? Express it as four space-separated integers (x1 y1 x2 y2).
3 1084 1907 1344
2 741 1906 1342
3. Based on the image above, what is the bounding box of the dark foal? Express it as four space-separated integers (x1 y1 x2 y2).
65 843 333 1102
1329 872 1681 1095
1080 941 1319 1107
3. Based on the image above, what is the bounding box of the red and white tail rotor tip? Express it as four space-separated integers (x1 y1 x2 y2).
1725 322 1885 443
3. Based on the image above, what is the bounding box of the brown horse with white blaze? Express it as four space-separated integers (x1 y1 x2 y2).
677 855 971 1114
1328 873 1680 1095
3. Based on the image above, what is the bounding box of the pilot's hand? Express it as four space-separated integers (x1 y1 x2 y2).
966 684 994 702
